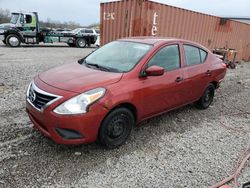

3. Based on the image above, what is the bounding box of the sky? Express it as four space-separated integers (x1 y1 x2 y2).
0 0 249 26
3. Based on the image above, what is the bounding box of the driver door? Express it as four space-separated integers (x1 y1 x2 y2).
139 43 187 119
21 14 37 37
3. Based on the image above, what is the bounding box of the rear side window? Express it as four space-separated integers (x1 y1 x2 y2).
85 29 94 33
184 45 208 66
148 44 180 71
25 15 32 24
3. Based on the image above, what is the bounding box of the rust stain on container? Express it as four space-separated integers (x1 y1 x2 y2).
100 0 250 60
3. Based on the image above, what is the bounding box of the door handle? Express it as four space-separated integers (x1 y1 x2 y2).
206 70 212 76
175 77 183 83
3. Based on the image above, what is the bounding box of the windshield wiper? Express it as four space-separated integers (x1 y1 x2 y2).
85 62 112 72
84 60 122 73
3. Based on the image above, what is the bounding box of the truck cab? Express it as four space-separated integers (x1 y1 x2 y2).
0 12 39 47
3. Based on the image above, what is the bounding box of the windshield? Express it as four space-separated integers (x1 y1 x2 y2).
10 14 19 24
84 41 152 72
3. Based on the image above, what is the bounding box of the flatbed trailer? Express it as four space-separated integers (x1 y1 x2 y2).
0 12 97 48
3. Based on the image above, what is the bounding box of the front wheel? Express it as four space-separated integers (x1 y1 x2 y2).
196 84 215 109
6 34 21 47
76 38 86 48
67 43 75 47
98 108 134 149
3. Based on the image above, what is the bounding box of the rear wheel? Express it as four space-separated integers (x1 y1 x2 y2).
196 84 215 109
76 38 86 48
6 34 21 47
98 108 134 149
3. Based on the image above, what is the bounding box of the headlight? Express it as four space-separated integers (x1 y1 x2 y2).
53 88 106 115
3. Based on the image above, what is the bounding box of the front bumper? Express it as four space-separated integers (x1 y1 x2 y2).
26 79 109 145
26 100 108 145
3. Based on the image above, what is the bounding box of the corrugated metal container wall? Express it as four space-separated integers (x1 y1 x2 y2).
100 0 250 61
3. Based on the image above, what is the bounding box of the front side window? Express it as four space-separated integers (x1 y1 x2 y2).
184 45 208 66
20 15 24 24
148 44 180 71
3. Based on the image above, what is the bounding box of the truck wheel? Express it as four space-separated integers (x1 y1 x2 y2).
67 43 75 47
76 38 86 48
6 34 21 47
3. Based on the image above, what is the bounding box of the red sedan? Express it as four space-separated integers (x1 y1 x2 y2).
26 37 227 148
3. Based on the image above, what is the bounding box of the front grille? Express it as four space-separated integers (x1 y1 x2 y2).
27 82 60 111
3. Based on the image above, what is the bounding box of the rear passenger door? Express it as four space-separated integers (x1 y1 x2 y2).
182 44 210 102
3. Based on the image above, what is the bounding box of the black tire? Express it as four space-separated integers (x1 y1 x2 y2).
229 62 236 69
196 84 215 109
2 40 6 45
67 43 75 47
6 34 21 47
98 107 134 149
76 38 86 48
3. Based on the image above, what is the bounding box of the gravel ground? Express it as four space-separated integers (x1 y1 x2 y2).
0 41 249 188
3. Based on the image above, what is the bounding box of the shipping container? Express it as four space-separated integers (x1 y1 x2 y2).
100 0 250 61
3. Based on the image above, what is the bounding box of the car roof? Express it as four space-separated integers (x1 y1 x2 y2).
119 37 178 44
119 37 209 51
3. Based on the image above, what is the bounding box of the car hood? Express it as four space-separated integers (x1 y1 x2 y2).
39 62 123 93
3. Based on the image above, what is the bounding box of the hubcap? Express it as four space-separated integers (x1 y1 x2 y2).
9 37 19 46
107 116 127 139
78 39 86 47
204 88 213 104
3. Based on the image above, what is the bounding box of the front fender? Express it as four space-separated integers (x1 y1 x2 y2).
5 29 24 42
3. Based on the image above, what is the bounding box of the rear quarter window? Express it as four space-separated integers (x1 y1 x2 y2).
200 49 208 62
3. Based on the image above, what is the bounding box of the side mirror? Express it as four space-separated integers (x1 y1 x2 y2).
144 65 164 77
78 57 85 64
